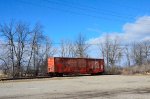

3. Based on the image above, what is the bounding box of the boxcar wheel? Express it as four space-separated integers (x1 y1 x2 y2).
58 73 63 77
91 73 95 76
48 73 54 77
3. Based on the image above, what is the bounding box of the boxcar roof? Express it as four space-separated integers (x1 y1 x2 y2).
49 57 104 60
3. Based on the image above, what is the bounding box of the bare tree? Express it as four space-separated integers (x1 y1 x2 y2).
131 42 144 66
26 24 56 76
27 23 44 76
39 36 56 75
99 35 122 67
60 39 75 57
0 41 9 74
14 22 30 77
131 41 150 66
99 34 111 67
45 36 57 57
142 40 150 64
0 57 9 74
0 21 31 77
0 21 56 77
74 33 89 58
124 45 131 67
0 21 16 78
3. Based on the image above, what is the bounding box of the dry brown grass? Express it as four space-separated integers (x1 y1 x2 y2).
104 66 123 75
122 64 150 75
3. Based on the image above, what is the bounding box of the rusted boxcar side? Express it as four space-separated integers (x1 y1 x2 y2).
48 57 104 76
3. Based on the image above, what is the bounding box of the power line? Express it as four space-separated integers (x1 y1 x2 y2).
60 0 150 15
44 0 150 24
103 0 150 13
44 0 135 20
17 0 150 25
17 0 131 23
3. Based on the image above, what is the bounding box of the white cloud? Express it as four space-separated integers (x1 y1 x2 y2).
88 16 150 44
123 16 150 41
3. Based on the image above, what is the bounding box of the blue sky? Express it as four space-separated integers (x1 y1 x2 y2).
0 0 150 42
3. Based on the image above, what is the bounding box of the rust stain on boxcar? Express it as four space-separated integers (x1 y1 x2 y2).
48 58 55 72
48 57 104 75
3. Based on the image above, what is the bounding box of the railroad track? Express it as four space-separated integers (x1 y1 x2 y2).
0 74 102 81
0 76 52 81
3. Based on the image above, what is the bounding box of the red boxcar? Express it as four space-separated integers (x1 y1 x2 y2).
48 57 104 76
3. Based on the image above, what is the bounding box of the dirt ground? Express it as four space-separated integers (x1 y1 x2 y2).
0 75 150 99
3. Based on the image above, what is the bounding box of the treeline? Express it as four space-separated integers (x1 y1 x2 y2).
0 21 150 78
0 21 89 78
99 35 150 74
0 21 57 77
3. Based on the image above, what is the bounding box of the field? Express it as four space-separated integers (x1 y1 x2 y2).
0 75 150 99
